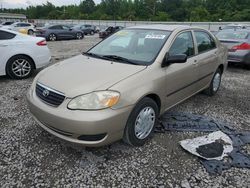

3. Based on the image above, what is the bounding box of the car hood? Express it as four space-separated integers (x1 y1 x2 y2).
37 55 146 98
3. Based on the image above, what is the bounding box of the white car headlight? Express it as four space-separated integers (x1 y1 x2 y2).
67 91 120 110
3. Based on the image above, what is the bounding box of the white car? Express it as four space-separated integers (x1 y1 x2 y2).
2 22 36 35
0 29 51 79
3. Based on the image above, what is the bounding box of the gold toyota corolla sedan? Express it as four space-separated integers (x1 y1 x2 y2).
27 25 227 147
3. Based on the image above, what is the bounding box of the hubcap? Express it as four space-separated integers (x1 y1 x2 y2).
134 107 156 140
28 30 33 35
12 59 31 77
77 33 82 39
49 34 56 41
213 73 221 92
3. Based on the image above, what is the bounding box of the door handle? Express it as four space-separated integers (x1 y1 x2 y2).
193 60 198 66
0 44 8 47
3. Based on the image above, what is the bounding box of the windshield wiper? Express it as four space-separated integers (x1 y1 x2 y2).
82 52 110 60
102 55 139 65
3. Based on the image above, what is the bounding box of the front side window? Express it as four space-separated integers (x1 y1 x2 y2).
0 31 16 40
62 25 70 30
15 23 22 27
194 31 216 53
169 31 194 57
88 29 171 65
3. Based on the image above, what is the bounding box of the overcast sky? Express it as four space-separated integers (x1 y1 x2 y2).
0 0 101 9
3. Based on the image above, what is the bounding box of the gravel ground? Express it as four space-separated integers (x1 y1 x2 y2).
0 35 250 187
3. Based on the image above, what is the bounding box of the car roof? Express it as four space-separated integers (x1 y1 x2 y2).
0 28 20 35
128 24 192 31
218 29 250 33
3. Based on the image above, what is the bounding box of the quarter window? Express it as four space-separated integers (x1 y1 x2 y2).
194 31 216 53
169 31 195 57
0 31 16 40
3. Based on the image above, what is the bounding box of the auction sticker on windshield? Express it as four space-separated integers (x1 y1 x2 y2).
145 34 166 39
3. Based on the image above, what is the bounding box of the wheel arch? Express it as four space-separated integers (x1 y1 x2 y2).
218 64 224 74
5 54 36 75
134 93 161 112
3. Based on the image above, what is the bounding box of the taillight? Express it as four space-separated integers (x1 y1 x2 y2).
231 42 250 51
36 40 47 46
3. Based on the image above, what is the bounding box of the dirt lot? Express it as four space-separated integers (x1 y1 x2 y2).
0 35 250 187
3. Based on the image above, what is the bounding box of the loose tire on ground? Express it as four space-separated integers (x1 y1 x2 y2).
123 97 159 146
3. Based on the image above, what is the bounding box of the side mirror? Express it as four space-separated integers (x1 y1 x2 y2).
162 54 187 67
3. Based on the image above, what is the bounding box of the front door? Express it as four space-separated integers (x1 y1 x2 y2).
163 31 199 109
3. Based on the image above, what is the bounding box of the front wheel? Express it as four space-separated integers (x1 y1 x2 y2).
76 32 83 40
6 55 34 79
123 97 159 146
204 68 222 96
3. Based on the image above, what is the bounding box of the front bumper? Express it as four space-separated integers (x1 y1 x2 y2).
27 87 133 147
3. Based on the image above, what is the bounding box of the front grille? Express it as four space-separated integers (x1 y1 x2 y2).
36 83 65 107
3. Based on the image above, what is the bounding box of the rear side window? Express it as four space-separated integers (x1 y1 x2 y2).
49 25 62 29
22 23 31 27
194 31 216 53
0 31 16 40
169 31 195 57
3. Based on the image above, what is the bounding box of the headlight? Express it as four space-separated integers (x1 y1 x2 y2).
67 91 120 110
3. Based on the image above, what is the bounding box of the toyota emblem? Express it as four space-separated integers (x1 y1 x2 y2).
42 89 50 97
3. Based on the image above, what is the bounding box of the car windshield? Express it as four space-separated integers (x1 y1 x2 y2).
72 25 81 29
88 29 171 65
216 31 249 40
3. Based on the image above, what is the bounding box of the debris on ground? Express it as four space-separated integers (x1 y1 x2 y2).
180 131 233 160
156 112 250 174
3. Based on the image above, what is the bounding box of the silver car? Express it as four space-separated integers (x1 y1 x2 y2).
216 30 250 69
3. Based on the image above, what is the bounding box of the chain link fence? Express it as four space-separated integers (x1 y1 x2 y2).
34 19 250 31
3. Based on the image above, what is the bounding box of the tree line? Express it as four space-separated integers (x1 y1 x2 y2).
2 0 250 21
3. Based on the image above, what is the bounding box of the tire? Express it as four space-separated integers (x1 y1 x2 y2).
244 64 250 70
90 30 94 35
6 55 35 79
204 68 222 96
28 29 34 35
123 97 159 146
76 32 83 40
48 33 57 41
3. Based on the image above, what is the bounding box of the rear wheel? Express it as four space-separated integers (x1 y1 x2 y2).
48 33 57 41
204 68 222 96
123 97 159 146
6 55 34 79
28 29 34 35
244 64 250 70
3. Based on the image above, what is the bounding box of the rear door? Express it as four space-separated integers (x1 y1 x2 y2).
164 31 199 108
193 30 218 90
